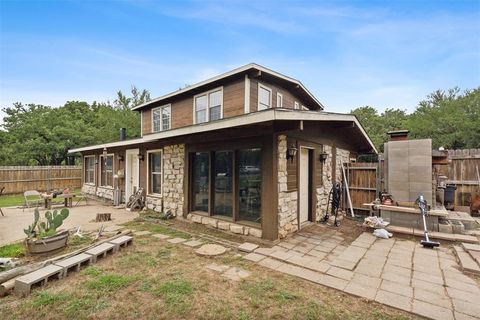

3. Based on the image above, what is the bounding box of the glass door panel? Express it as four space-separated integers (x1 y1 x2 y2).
238 148 262 223
192 152 209 212
213 151 233 218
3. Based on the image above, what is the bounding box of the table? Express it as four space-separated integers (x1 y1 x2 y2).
41 193 73 210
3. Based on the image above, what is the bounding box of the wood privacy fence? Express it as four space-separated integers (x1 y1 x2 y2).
343 162 378 214
0 166 82 195
433 149 480 208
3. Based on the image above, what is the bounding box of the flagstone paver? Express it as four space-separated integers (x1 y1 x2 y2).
238 242 259 253
183 240 203 247
167 237 188 244
242 228 480 320
133 230 152 236
152 233 170 240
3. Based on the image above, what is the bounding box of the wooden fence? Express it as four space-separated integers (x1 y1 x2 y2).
433 149 480 208
343 162 378 214
0 166 82 195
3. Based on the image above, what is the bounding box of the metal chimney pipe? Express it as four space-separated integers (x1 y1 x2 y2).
119 128 126 141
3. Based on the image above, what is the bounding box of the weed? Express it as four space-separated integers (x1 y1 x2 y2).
274 290 300 302
157 247 171 258
0 242 25 258
69 234 93 247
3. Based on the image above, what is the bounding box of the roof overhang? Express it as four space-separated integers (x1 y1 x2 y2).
69 109 377 154
132 63 325 111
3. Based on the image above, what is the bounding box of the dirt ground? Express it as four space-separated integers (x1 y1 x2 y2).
0 218 418 320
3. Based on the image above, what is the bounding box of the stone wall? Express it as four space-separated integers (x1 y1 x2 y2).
82 184 96 196
315 146 350 221
187 213 262 238
162 144 185 217
96 186 114 200
277 135 298 238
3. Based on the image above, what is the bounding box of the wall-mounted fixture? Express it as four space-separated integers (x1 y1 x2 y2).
286 144 298 162
319 151 328 164
118 154 124 162
102 147 108 156
137 153 144 161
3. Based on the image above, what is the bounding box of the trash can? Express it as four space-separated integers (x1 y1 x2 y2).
113 188 122 206
444 184 456 209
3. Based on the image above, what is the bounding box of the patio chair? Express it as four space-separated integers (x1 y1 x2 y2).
23 190 43 211
0 187 5 216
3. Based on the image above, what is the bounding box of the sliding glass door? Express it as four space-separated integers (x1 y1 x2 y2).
214 151 233 218
192 152 209 212
238 148 262 223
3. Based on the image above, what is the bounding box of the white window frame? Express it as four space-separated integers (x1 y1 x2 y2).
257 83 272 111
151 104 171 133
193 87 224 124
276 92 283 108
83 155 96 185
99 153 114 188
294 101 300 110
147 149 163 196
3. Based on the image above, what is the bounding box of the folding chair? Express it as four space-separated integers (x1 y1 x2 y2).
23 190 43 211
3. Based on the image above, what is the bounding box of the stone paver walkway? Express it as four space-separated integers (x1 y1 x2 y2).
244 228 480 320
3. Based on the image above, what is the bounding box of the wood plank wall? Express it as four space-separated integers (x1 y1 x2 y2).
344 162 378 213
0 166 82 195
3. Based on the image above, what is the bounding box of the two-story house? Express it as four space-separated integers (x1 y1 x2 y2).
69 63 377 240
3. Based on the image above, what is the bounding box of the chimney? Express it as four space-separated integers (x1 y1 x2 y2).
119 128 126 141
387 130 409 141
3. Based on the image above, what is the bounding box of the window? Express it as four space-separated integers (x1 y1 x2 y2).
214 151 233 218
276 93 283 108
238 149 262 223
84 156 95 184
100 154 114 187
194 88 223 124
152 105 171 132
258 84 272 110
148 150 162 195
294 101 300 110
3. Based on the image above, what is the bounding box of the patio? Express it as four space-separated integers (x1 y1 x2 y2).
244 224 480 320
0 202 139 246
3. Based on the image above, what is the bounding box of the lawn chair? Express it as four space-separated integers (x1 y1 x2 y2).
23 190 43 211
0 187 5 216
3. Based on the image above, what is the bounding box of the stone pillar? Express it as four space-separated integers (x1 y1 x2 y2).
162 144 185 217
277 135 298 238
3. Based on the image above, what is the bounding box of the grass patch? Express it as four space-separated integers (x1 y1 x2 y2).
119 251 157 268
153 278 194 315
86 274 139 292
69 234 93 247
274 290 301 302
157 247 171 258
80 266 104 277
32 291 67 307
123 221 192 239
0 194 25 207
0 242 25 258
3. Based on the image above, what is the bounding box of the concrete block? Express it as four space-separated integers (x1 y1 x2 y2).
84 243 115 263
15 265 63 296
54 253 93 277
108 235 133 252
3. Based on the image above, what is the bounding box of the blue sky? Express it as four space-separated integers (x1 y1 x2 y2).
0 0 479 119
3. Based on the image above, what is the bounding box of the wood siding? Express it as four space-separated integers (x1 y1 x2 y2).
250 78 312 111
286 138 298 191
223 78 245 117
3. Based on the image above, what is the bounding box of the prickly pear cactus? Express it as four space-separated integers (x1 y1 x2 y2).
23 208 40 238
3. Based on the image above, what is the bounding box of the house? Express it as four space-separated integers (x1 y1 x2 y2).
69 63 377 240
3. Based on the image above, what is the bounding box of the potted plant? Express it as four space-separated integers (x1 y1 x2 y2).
24 208 70 254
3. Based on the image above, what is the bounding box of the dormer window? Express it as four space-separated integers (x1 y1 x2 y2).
258 83 272 111
152 104 171 132
194 88 223 124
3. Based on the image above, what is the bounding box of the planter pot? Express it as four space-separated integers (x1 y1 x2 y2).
25 230 69 254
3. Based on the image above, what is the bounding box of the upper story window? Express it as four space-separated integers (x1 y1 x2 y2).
194 88 223 124
294 101 300 110
84 156 95 184
258 83 272 111
100 154 114 187
152 105 171 132
277 93 283 108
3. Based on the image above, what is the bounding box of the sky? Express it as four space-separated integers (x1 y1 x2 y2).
0 0 479 120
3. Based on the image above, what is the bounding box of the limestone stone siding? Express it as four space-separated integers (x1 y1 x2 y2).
278 134 298 238
82 184 96 196
162 144 185 217
96 186 114 200
145 196 162 212
187 213 262 238
315 146 350 221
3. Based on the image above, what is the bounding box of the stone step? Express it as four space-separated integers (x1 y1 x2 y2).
53 253 93 277
14 264 63 296
108 235 134 252
84 243 116 263
461 243 480 266
385 226 479 244
453 246 480 275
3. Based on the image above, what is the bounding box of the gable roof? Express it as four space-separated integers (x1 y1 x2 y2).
132 63 325 111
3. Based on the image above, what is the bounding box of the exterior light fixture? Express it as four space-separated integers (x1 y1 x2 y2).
137 153 144 161
319 151 328 164
286 144 298 162
102 147 108 156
